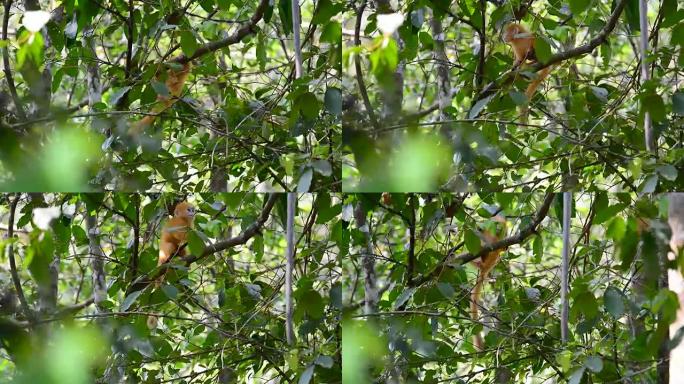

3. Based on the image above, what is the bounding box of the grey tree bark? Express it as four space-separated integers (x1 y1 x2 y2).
85 210 107 312
429 12 451 139
285 193 296 345
560 193 570 343
354 204 377 315
376 0 404 127
638 0 654 153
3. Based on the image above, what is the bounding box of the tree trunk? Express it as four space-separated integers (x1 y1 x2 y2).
285 193 296 345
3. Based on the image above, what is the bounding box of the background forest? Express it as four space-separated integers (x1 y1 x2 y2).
0 0 342 191
342 0 684 192
0 193 342 382
342 192 684 383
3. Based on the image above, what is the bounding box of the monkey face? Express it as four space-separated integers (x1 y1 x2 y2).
174 202 196 218
502 24 518 43
503 23 531 43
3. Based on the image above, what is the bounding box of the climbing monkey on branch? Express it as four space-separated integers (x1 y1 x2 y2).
128 62 192 136
502 23 553 118
147 200 196 329
470 215 508 351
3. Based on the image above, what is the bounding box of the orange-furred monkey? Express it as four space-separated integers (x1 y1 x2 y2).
158 201 196 266
502 23 552 102
147 201 195 329
129 62 192 135
470 217 507 351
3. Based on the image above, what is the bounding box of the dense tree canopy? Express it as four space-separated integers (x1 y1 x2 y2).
343 0 684 192
0 193 341 382
0 0 342 191
343 192 682 383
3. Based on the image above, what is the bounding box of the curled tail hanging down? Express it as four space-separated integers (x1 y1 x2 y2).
521 65 553 122
470 271 487 351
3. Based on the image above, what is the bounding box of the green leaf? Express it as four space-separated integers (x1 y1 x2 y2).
279 0 293 35
533 37 552 64
468 94 493 119
27 235 53 286
639 174 658 193
573 291 598 319
369 37 399 76
657 164 678 181
569 0 590 14
320 21 341 44
437 282 455 299
393 287 417 309
606 217 626 240
299 289 324 319
151 80 170 98
324 87 342 116
603 286 625 318
418 31 433 49
464 229 482 254
298 365 314 384
252 235 264 263
180 30 199 57
312 0 344 25
315 355 334 368
584 355 603 373
568 367 585 384
311 160 332 176
256 34 266 71
643 93 666 121
595 203 627 224
216 0 231 11
187 230 206 256
673 91 684 115
198 0 214 12
533 235 543 263
509 90 527 106
556 350 572 372
297 92 320 119
121 290 143 311
624 0 641 31
161 284 179 299
297 168 313 192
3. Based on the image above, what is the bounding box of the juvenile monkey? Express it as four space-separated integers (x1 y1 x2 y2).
129 62 192 136
158 201 195 266
147 201 195 329
502 23 553 105
470 216 507 351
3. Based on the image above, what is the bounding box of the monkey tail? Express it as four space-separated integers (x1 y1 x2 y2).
525 66 552 99
520 65 553 123
147 258 170 330
470 273 486 351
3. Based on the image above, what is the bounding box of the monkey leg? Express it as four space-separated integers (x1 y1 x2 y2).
158 241 178 265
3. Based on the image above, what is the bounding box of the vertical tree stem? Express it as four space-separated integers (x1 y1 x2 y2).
639 0 654 153
285 193 296 345
561 193 571 343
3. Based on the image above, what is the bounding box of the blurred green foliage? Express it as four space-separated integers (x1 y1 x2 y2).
0 126 103 191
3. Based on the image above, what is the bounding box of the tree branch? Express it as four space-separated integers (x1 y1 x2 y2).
530 0 628 71
353 1 380 131
171 0 269 64
413 192 555 287
473 0 628 105
126 193 278 294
